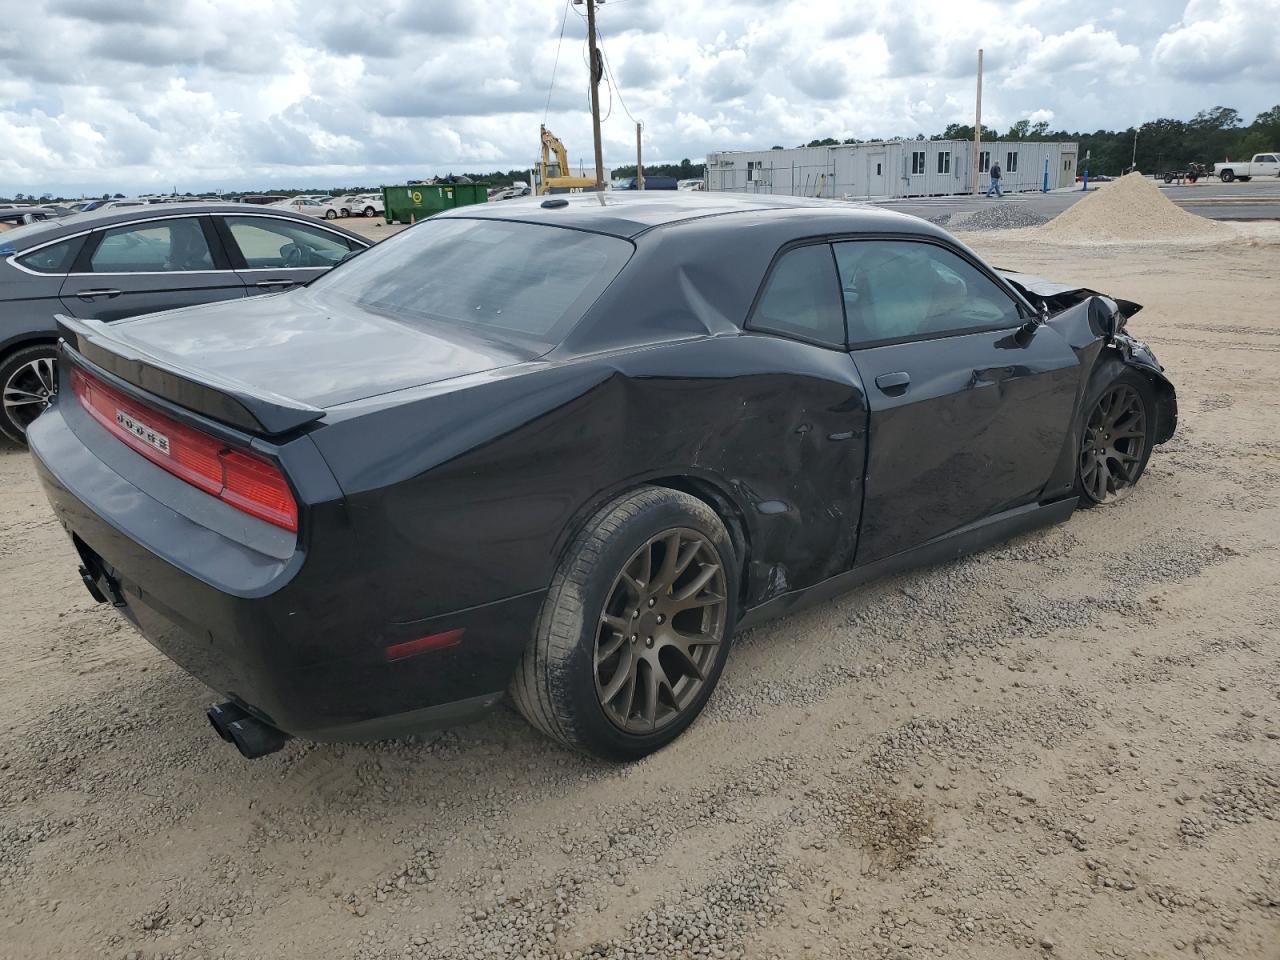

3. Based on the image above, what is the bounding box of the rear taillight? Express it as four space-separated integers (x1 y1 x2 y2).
71 367 298 532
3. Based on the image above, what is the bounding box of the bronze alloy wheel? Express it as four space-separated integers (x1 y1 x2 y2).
1080 382 1148 503
593 528 728 734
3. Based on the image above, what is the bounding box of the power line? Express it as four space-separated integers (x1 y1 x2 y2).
595 24 640 127
543 0 573 124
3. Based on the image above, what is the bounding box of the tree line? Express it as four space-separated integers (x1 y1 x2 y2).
787 105 1280 176
7 104 1276 201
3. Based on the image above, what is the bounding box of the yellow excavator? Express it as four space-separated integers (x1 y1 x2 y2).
538 125 597 195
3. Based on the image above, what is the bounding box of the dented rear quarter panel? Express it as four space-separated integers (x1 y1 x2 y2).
311 334 869 624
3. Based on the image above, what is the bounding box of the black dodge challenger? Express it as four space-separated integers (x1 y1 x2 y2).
28 193 1177 761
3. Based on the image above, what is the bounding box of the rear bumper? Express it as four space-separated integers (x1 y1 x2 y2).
28 400 544 741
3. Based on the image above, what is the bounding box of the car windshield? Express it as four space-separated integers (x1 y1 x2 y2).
306 217 633 348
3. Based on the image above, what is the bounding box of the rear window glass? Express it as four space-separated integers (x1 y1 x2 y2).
306 218 632 348
748 244 846 346
17 237 82 273
89 218 214 273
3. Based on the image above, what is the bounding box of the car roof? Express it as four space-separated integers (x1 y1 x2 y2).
0 202 366 250
432 190 936 240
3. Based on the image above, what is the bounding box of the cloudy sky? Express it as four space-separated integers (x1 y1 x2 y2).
1 0 1276 196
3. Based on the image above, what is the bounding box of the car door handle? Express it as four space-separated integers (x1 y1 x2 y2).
255 279 297 289
75 289 123 300
875 371 911 394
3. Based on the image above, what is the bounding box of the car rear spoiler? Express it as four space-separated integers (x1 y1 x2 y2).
55 314 326 437
996 270 1142 320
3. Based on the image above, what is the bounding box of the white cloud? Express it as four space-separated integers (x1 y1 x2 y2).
0 0 1276 196
1024 25 1139 75
1153 0 1280 82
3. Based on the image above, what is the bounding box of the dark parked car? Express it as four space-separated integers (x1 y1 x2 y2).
614 176 679 190
0 203 369 442
28 193 1176 761
0 206 56 226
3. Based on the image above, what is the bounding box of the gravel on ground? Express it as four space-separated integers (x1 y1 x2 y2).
1 227 1278 960
929 205 1050 232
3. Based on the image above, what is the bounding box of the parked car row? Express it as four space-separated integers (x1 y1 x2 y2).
489 182 533 202
0 203 370 442
270 194 385 219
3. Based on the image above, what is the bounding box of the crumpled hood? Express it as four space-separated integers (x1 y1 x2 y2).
997 269 1142 320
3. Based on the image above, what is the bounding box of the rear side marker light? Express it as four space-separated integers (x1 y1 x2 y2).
384 629 465 662
71 367 298 532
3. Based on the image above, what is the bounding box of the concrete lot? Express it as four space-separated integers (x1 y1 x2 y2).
1 225 1278 960
879 177 1280 223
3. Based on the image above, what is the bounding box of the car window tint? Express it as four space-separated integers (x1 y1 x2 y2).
17 237 80 274
305 218 631 348
89 218 213 273
748 244 845 346
224 216 354 269
833 240 1021 345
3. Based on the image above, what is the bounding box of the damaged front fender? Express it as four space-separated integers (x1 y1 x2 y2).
1113 330 1178 444
1001 269 1177 446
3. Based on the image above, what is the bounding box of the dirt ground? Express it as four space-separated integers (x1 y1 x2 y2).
1 228 1278 960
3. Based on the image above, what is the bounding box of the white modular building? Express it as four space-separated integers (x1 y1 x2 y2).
705 140 1079 199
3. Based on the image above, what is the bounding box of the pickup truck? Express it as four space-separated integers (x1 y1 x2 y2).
1213 153 1280 182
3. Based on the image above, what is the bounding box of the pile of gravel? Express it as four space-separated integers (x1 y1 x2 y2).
930 206 1050 232
1037 171 1230 243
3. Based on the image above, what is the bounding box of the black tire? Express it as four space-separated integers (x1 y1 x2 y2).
1219 170 1234 182
325 209 337 219
0 343 58 445
1163 174 1173 184
1074 360 1156 508
511 487 738 761
363 206 376 217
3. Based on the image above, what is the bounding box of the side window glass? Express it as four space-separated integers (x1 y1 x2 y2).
89 219 213 273
17 237 81 274
748 244 845 347
224 216 355 269
833 240 1022 345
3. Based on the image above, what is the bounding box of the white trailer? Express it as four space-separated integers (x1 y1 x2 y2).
706 140 1079 199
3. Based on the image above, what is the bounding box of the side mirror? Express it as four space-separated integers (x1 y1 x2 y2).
1018 303 1048 339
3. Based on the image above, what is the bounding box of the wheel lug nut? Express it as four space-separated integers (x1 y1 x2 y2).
656 614 665 624
647 598 655 608
630 634 638 644
631 610 639 619
645 636 654 647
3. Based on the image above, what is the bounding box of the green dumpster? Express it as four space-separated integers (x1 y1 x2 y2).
381 183 489 224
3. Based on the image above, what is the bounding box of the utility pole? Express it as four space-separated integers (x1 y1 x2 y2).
583 0 606 191
1131 127 1139 171
636 122 644 190
972 48 984 196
